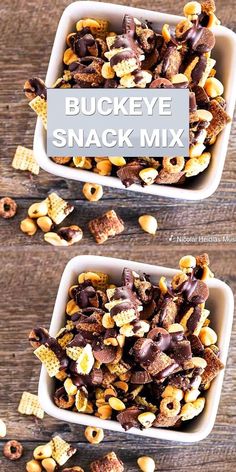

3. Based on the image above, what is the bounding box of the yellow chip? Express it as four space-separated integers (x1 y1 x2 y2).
34 345 60 377
46 192 74 225
75 389 88 412
75 344 94 374
29 96 47 129
18 391 44 419
50 435 77 466
12 146 40 175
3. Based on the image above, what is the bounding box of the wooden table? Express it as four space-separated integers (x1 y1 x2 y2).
0 0 235 470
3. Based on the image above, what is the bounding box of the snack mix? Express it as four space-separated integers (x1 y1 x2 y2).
30 253 224 432
24 0 230 188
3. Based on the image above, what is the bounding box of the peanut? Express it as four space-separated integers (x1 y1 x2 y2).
179 255 196 271
101 62 115 79
108 397 126 411
199 326 217 346
33 443 52 460
138 215 158 235
183 1 201 19
204 77 224 98
139 167 158 185
20 217 38 236
37 216 53 232
26 460 42 472
28 200 48 218
137 456 156 472
138 412 156 428
108 157 126 166
41 458 58 472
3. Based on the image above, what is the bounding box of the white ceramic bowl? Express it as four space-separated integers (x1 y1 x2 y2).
33 1 236 200
38 255 233 442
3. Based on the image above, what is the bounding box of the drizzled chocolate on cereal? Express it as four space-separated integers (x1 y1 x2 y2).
30 254 224 431
24 1 231 187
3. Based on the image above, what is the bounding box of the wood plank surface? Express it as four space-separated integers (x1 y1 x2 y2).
0 0 235 471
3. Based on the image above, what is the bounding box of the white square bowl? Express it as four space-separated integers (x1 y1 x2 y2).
33 1 236 201
38 255 234 442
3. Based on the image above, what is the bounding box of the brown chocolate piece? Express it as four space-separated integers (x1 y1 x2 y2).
186 306 202 332
117 406 142 431
130 370 152 384
93 345 117 364
133 338 175 376
122 14 135 37
73 56 104 87
90 452 124 472
171 340 192 364
191 85 209 107
155 169 185 184
160 299 178 329
149 78 173 88
88 210 124 244
141 49 159 69
153 413 181 428
76 312 103 334
137 27 156 53
191 27 215 53
206 99 231 143
201 347 224 387
134 279 153 303
188 334 204 355
147 328 171 351
24 77 47 100
186 279 209 304
162 47 182 79
116 162 143 187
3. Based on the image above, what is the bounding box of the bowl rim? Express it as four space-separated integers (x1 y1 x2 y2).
33 0 236 201
38 254 234 442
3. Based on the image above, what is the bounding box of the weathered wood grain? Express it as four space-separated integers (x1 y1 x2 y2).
0 0 236 471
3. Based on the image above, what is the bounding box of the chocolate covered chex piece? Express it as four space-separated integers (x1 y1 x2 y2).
46 192 74 225
29 95 47 129
34 344 61 377
90 452 124 472
110 300 137 327
133 338 174 376
206 99 231 143
88 210 124 244
50 435 77 466
201 347 224 387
